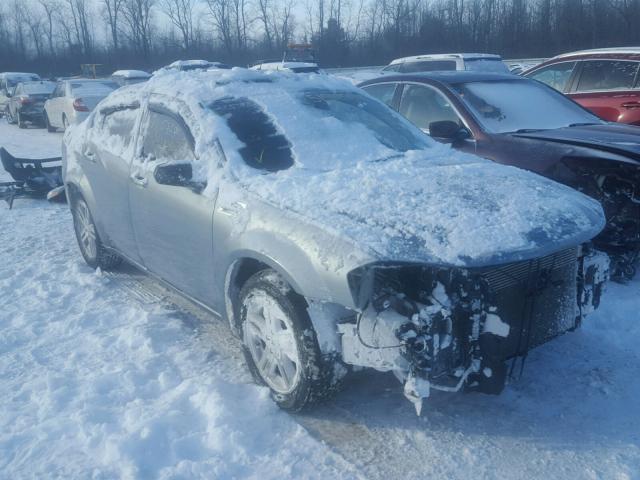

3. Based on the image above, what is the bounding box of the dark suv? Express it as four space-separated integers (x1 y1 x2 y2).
524 48 640 125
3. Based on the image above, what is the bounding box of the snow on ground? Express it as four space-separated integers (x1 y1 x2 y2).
1 120 640 479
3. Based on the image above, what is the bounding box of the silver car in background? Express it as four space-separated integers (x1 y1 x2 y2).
44 78 118 132
63 69 609 413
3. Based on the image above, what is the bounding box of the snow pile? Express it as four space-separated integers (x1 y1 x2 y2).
111 70 151 79
72 69 605 267
0 199 359 479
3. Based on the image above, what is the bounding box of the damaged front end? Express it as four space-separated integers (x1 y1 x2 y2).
339 245 609 414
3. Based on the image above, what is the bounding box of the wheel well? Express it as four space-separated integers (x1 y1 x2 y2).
225 258 270 330
65 182 81 206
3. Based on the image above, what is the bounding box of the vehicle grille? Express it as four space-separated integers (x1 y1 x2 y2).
479 247 579 358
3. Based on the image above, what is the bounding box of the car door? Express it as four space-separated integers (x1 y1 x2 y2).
128 101 218 304
396 83 476 154
83 104 143 263
568 59 640 124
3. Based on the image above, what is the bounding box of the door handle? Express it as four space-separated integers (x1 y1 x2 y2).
131 174 148 187
622 102 640 109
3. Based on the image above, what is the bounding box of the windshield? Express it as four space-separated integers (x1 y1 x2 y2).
464 58 509 73
451 80 602 133
211 89 431 172
7 74 39 87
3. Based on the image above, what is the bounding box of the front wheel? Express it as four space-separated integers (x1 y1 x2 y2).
238 270 341 411
71 196 121 270
17 111 26 129
62 114 69 131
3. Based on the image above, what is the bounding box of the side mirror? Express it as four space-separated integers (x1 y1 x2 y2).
428 121 471 143
154 162 206 193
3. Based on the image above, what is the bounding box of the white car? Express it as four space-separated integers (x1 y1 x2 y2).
250 61 323 74
381 53 510 74
163 60 232 72
0 72 40 114
111 70 151 87
43 79 118 132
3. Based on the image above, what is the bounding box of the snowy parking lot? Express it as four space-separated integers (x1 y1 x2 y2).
1 120 640 479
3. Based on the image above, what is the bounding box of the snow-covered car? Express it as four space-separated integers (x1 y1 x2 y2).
162 60 232 72
0 72 41 114
6 80 56 128
111 70 151 86
250 61 323 74
382 53 510 74
44 79 119 132
62 69 609 413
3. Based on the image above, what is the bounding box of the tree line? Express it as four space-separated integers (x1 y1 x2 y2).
1 0 639 76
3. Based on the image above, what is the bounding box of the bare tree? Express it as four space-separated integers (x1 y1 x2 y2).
161 0 195 50
102 0 126 51
122 0 155 58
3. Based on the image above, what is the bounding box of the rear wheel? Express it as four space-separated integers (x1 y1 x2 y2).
44 112 56 132
238 270 340 411
7 107 15 124
62 114 69 131
71 196 121 270
17 112 26 129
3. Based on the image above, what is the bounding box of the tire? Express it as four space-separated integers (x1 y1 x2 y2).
45 112 56 132
62 114 69 131
238 269 341 411
7 107 15 124
17 112 26 129
71 196 121 270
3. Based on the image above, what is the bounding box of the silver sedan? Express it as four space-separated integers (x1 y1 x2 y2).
62 70 609 413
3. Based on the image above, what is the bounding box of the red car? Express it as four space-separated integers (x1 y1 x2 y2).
524 47 640 125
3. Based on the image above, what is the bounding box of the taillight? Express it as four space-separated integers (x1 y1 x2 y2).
73 98 89 112
19 96 32 104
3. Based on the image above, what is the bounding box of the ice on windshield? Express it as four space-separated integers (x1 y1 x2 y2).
211 89 432 172
452 80 601 133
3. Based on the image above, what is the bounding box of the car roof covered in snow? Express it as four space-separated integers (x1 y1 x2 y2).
389 53 502 65
111 70 151 79
85 68 605 267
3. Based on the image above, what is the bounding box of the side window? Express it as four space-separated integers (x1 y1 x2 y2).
142 110 194 162
381 64 401 73
528 62 576 91
209 97 294 172
362 83 397 107
100 107 139 151
576 60 639 92
399 84 461 133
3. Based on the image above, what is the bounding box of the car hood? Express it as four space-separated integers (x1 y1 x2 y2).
512 124 640 163
240 148 606 268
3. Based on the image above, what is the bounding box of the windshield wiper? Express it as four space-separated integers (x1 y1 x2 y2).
512 128 547 133
567 122 602 127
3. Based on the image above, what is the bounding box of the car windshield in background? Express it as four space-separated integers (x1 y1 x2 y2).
22 82 55 95
71 81 118 95
299 90 430 153
7 75 39 87
451 80 603 133
464 58 510 73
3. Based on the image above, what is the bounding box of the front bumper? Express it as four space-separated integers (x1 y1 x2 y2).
340 246 610 412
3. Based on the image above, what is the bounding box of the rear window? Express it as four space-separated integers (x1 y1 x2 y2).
400 60 457 73
576 60 639 92
464 58 509 74
71 81 118 95
7 74 39 87
21 82 55 95
290 67 321 74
